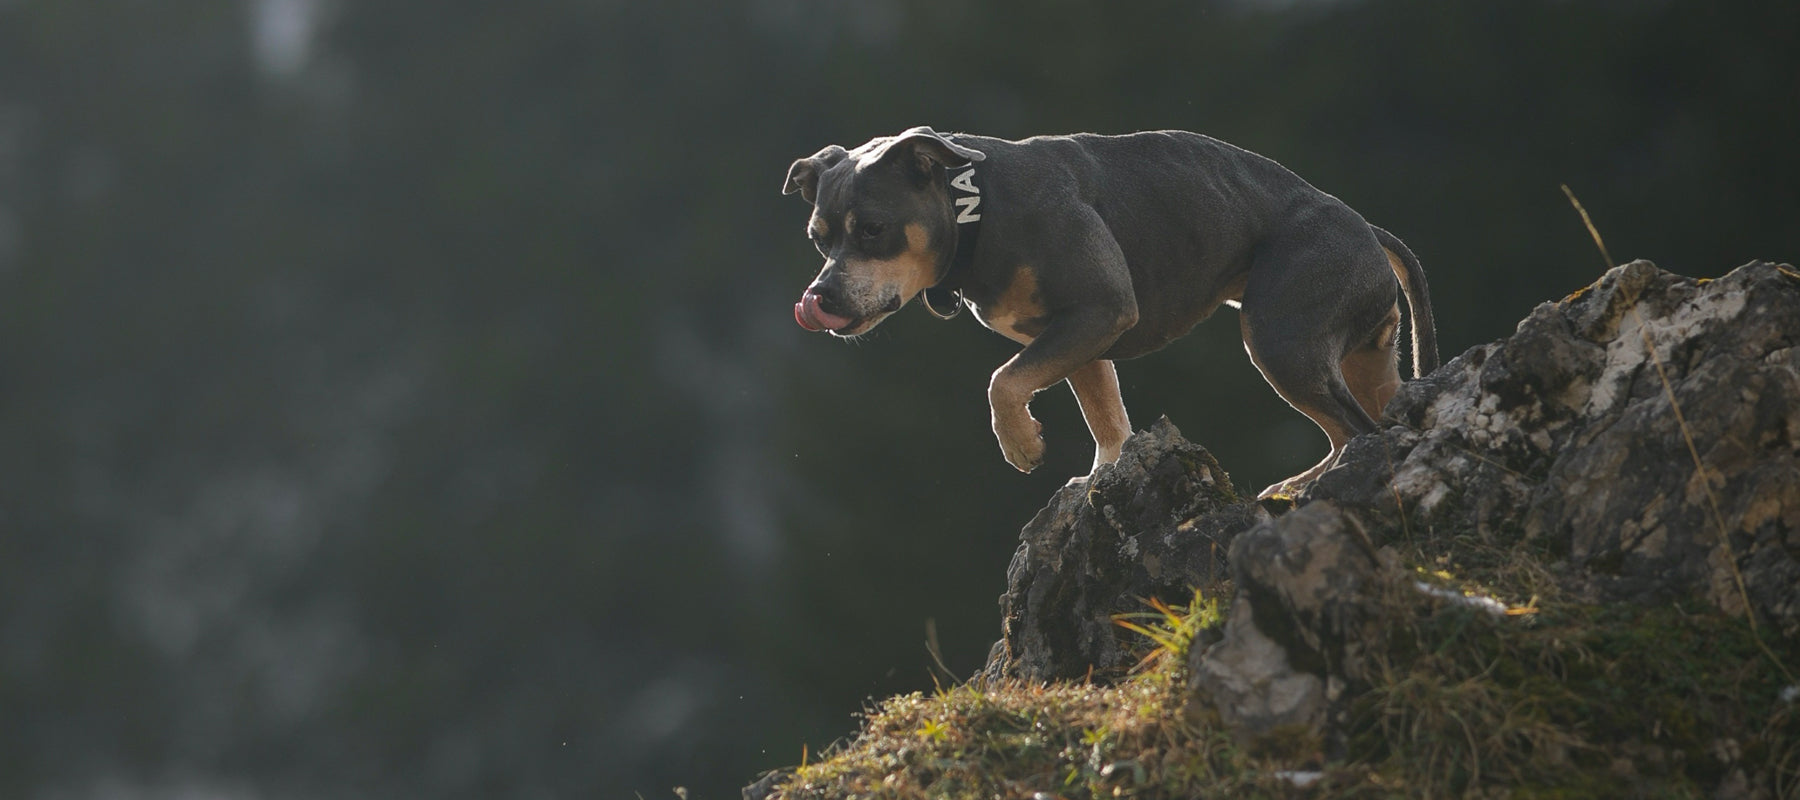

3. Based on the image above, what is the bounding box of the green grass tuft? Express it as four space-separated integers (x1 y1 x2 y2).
773 592 1332 799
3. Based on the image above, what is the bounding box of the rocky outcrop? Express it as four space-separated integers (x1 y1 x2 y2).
987 259 1800 746
1309 259 1800 632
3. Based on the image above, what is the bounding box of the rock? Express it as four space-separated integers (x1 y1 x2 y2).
1182 259 1800 752
1308 260 1800 633
1189 501 1393 743
983 417 1267 682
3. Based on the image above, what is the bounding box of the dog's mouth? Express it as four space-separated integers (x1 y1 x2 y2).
794 291 857 333
794 291 901 336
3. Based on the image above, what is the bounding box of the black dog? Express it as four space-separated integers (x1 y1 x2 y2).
785 127 1437 497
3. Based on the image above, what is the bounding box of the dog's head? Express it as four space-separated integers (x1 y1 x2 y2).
783 126 985 336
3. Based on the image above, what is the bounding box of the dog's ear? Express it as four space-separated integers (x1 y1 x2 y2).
874 126 986 178
783 145 848 203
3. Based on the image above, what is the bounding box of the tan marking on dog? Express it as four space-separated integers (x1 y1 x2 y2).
1341 302 1403 422
815 223 941 337
1066 359 1131 471
808 214 830 241
846 222 939 303
974 266 1049 344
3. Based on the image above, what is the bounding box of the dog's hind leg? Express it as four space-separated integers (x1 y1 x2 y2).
1241 311 1373 498
1237 224 1399 498
1066 359 1132 473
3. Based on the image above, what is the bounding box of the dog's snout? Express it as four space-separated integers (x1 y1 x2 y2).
805 276 843 306
808 267 842 292
806 284 848 317
796 280 857 333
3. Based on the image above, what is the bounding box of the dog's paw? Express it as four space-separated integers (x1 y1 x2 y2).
994 414 1045 473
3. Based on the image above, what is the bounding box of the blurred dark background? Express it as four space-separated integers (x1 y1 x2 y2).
1 0 1795 797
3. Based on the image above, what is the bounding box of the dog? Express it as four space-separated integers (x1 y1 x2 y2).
784 127 1437 497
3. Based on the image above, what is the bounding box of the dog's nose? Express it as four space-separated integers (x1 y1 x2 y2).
806 282 846 315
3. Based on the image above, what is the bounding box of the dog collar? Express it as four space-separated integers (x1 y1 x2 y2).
922 163 983 320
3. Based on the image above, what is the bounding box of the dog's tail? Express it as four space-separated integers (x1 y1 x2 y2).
1372 225 1439 378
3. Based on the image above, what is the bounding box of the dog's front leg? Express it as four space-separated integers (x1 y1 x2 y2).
1066 359 1131 473
988 364 1047 472
989 308 1136 473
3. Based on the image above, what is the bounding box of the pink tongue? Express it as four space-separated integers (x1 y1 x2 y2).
793 301 818 331
795 292 853 332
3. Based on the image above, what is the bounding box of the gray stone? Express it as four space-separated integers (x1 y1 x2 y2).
1189 502 1393 740
1309 260 1800 633
984 417 1266 682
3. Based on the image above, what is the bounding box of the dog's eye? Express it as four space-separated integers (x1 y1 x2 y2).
858 221 886 239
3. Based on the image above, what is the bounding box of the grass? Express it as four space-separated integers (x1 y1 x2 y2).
769 592 1328 799
1352 600 1799 797
762 549 1800 799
